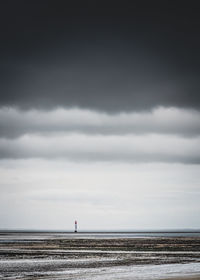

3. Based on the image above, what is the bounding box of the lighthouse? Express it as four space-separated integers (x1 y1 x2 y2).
75 220 77 233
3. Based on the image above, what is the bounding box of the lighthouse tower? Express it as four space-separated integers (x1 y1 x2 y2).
75 220 77 233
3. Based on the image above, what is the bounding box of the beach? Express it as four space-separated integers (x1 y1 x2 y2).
0 231 200 279
163 277 200 280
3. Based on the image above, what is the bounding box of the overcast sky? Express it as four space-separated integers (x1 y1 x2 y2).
0 1 200 230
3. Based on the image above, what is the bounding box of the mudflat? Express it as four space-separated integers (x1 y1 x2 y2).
0 232 200 279
163 277 200 280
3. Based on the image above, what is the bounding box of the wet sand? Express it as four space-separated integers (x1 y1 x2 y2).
0 231 200 279
164 277 200 280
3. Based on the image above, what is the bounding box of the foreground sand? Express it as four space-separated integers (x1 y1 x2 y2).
164 276 200 280
0 232 200 279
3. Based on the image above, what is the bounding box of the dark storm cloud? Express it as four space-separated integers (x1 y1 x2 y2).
0 1 200 111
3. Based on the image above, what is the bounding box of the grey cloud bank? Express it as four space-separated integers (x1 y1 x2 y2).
1 106 200 138
0 106 200 164
0 132 200 164
0 107 200 164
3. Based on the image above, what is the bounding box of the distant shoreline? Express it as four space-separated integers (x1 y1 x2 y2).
1 230 200 233
163 276 200 280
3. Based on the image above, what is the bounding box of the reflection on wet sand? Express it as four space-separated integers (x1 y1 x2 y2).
0 232 200 279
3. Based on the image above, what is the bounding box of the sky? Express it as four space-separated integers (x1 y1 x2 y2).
0 1 200 230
